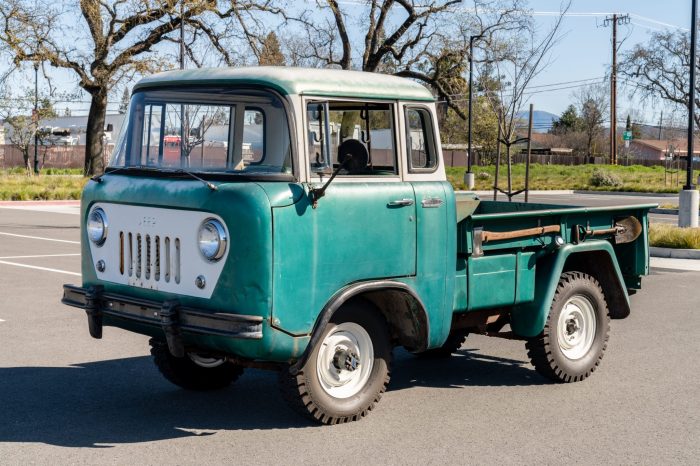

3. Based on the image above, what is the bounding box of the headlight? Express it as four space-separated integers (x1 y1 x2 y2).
87 207 108 246
198 218 227 261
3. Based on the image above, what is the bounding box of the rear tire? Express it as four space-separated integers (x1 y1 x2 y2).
150 338 244 390
279 301 392 424
525 272 610 383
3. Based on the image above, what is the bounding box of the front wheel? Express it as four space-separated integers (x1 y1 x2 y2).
149 338 244 390
279 301 392 424
525 272 610 383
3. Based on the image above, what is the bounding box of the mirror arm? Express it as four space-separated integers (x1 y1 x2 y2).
309 155 352 209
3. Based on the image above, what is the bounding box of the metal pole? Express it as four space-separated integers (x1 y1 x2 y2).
180 0 185 70
686 0 697 189
493 112 501 201
611 14 618 165
33 63 39 174
465 35 481 190
679 0 699 227
525 103 534 202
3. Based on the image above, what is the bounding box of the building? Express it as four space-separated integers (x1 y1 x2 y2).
629 138 700 160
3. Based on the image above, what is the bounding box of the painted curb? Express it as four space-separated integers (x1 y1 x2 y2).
650 247 700 260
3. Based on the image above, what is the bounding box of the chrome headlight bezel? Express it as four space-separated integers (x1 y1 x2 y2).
198 218 227 262
87 207 108 246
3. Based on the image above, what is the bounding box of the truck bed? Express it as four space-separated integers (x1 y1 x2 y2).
453 193 656 314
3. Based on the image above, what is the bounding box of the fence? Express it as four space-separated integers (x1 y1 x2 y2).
443 148 700 170
0 145 113 170
1 143 697 173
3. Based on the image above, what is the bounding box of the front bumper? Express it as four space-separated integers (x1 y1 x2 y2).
62 284 263 357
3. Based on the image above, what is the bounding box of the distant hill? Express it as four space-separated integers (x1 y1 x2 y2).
516 110 559 133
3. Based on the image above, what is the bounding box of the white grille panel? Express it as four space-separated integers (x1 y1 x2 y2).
87 203 229 298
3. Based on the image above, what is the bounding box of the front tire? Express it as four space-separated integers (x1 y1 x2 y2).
526 272 610 383
279 301 392 424
150 338 244 390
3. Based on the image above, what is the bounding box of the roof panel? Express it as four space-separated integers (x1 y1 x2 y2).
134 66 435 101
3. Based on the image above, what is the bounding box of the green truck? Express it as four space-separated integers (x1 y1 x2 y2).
63 67 654 424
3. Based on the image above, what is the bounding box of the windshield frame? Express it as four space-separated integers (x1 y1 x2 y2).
110 85 298 180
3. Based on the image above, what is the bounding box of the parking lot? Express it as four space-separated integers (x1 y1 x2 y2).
1 202 699 464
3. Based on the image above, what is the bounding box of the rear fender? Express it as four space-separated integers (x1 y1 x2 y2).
510 241 630 338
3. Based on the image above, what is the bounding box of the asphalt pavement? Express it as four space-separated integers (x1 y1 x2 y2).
0 204 698 464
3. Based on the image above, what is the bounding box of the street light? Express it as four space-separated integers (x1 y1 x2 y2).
464 34 483 190
33 61 39 175
680 0 699 227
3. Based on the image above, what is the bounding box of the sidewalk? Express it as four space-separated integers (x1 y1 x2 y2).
650 256 700 272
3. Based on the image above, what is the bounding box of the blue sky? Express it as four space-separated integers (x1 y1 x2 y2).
525 0 691 125
1 0 693 125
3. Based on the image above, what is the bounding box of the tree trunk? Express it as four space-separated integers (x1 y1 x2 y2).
84 90 109 176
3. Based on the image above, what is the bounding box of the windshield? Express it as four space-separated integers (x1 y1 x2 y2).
109 87 292 175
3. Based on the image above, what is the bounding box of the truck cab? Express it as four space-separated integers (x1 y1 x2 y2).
63 67 654 424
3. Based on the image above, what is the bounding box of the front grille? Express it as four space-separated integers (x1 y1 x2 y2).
119 230 181 285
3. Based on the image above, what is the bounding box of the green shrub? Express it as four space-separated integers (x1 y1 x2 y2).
477 171 491 181
589 168 622 187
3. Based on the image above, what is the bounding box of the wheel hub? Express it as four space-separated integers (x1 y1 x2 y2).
316 322 374 399
557 295 597 360
333 347 360 372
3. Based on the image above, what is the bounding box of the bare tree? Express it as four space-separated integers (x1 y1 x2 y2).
481 1 570 198
0 89 56 174
574 83 608 157
287 0 529 115
618 30 699 127
0 0 286 175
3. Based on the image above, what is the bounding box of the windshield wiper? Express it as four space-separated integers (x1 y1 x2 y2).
98 166 217 191
170 169 218 191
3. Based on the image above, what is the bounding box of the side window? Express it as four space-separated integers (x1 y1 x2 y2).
243 108 264 163
307 100 398 176
405 107 438 172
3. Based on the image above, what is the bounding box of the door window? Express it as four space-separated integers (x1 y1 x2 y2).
307 100 397 176
405 107 438 172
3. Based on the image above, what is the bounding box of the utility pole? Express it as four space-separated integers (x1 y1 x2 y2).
464 34 483 190
679 0 699 227
603 13 629 165
658 111 663 140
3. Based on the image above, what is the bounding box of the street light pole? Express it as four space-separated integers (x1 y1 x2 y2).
680 0 700 227
464 34 482 190
33 62 39 175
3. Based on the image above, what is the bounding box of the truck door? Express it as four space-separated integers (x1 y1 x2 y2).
306 99 417 279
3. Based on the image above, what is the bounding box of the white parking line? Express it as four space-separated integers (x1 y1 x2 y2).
0 253 80 259
0 259 81 276
0 231 80 244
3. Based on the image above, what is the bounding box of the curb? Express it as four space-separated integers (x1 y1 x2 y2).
650 208 678 215
573 190 678 197
471 190 574 196
0 200 80 206
650 246 700 260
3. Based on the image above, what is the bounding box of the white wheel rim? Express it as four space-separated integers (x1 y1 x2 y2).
316 322 374 399
188 353 226 368
557 294 597 360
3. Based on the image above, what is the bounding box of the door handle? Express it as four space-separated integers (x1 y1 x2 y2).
387 198 414 207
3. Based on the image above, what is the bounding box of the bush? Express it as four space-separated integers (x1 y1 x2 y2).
589 168 622 187
649 224 700 249
477 171 491 181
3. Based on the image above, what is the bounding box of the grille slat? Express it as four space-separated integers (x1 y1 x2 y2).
119 231 178 285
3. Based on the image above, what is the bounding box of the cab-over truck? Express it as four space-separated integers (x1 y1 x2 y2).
63 67 654 424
